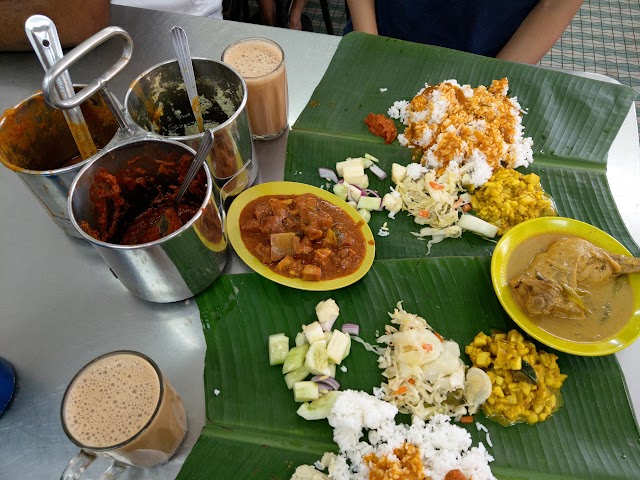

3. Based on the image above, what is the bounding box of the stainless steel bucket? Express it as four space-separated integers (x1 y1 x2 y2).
43 27 228 302
68 138 228 303
124 58 257 199
0 88 120 237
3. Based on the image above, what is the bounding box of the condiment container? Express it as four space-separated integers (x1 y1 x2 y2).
125 58 256 199
0 87 119 237
68 138 228 303
44 27 228 302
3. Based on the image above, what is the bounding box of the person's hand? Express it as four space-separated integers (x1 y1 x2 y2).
289 16 302 30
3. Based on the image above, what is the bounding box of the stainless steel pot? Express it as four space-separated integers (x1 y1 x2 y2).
44 27 228 302
68 139 227 303
124 58 257 199
0 87 120 237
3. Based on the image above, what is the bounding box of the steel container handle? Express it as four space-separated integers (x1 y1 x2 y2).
43 27 133 110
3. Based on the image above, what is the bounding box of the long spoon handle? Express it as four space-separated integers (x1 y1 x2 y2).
171 26 205 132
25 15 97 159
176 130 214 205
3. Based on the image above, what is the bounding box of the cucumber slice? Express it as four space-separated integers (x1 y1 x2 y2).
336 158 364 177
294 381 319 402
344 174 369 189
348 185 362 203
328 362 336 378
332 183 348 201
326 330 350 365
305 340 331 376
295 332 308 347
303 321 325 344
269 333 290 366
357 196 382 211
343 334 351 358
282 345 309 374
364 153 380 163
358 209 371 223
297 391 341 420
391 163 407 183
284 366 310 389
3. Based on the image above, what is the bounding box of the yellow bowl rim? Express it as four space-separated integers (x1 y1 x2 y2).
226 181 376 291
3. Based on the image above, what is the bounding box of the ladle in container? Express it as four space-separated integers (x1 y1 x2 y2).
24 15 97 160
171 26 205 133
176 129 214 205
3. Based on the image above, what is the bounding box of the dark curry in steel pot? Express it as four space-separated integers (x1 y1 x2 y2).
239 194 367 281
81 153 206 245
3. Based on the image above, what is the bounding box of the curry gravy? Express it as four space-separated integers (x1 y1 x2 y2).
239 194 367 281
507 233 634 343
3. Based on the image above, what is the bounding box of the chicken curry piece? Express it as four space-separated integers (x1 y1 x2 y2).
508 235 640 342
239 194 367 281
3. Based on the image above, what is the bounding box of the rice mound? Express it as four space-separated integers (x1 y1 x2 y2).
388 78 533 188
304 390 495 480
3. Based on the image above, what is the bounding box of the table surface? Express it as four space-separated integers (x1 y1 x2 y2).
0 6 638 480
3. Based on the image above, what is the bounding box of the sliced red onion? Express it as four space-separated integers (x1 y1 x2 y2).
349 183 365 194
361 189 381 198
313 377 341 392
369 163 387 180
319 167 339 183
342 323 360 336
320 318 337 332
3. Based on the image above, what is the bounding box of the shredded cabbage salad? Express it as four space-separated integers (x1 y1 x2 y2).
393 167 467 253
375 302 490 420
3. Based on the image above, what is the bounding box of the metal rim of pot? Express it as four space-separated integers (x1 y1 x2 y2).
0 88 99 176
123 57 249 142
67 136 216 250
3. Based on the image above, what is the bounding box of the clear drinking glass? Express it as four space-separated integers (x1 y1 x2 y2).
222 37 289 140
60 351 187 480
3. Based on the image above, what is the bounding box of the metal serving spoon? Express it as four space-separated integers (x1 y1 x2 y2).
25 15 98 160
176 129 214 205
171 25 205 133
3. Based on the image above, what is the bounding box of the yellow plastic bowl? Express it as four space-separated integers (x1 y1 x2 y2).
491 217 640 356
227 181 375 291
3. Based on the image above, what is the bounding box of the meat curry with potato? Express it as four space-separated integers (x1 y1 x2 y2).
239 194 368 281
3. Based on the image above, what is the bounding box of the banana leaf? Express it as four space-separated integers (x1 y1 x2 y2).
177 257 640 480
284 33 639 257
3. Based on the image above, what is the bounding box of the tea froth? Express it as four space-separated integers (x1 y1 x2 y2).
224 40 282 78
63 353 160 448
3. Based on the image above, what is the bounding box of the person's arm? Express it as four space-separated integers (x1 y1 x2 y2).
496 0 583 64
346 0 378 35
288 0 306 30
257 0 277 26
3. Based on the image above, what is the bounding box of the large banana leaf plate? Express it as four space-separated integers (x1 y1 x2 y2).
285 33 639 257
177 33 640 480
178 258 640 479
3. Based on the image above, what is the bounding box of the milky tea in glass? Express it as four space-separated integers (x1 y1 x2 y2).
222 38 288 140
60 351 187 479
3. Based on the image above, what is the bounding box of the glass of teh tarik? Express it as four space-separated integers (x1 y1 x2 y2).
60 351 187 479
222 38 289 140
